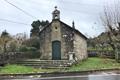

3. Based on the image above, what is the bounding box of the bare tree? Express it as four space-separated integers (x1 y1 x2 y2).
100 1 120 62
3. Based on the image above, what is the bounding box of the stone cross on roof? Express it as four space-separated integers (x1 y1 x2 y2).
52 6 60 20
55 6 57 10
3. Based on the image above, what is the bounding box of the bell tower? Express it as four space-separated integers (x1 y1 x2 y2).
52 6 60 20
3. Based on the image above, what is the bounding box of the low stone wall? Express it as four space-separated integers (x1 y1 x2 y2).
0 52 25 65
88 50 115 59
0 51 41 66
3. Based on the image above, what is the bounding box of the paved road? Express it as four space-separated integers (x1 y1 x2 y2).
0 72 120 80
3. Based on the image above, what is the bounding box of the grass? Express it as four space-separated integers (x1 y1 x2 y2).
0 64 59 74
0 58 120 74
0 65 34 74
68 57 120 71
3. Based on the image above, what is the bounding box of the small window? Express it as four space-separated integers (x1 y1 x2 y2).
55 15 58 19
55 27 57 29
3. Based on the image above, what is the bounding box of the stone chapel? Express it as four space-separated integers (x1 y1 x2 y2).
39 6 88 61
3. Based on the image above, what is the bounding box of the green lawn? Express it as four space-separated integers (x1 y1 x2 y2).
0 65 35 74
0 58 120 74
0 65 58 74
68 57 120 71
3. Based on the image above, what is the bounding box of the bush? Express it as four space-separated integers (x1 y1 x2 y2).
27 47 37 51
19 45 28 52
24 50 40 59
18 45 40 59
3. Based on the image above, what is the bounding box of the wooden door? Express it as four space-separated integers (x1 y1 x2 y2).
52 41 61 60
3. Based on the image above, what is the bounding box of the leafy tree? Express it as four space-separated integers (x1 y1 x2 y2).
30 20 40 37
30 20 49 37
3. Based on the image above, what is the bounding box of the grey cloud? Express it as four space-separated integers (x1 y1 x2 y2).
0 0 118 37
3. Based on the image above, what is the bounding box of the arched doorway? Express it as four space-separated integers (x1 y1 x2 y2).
52 41 61 60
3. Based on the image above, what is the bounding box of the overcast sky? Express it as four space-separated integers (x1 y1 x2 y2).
0 0 117 37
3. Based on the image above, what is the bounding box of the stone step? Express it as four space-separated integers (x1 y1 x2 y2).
16 59 71 64
19 59 70 62
15 59 74 68
16 63 70 66
16 61 70 64
18 64 69 67
22 64 70 69
16 62 71 65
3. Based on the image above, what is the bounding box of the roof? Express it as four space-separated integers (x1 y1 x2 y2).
39 20 87 40
60 21 87 40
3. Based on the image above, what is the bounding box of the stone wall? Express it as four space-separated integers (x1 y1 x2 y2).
0 52 24 65
74 33 87 61
61 23 74 60
39 20 87 60
40 25 52 60
61 23 88 61
51 20 61 41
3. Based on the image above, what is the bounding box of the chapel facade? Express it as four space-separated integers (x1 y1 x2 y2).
39 7 87 61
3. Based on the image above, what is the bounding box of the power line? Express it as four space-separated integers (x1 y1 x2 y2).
21 0 101 15
4 0 37 19
58 0 103 7
0 18 30 25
